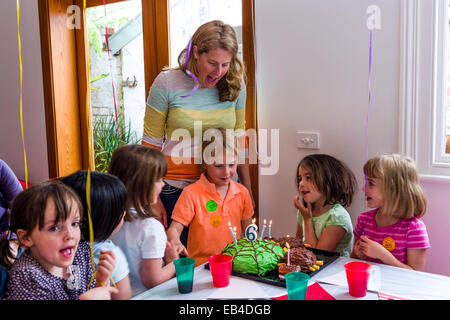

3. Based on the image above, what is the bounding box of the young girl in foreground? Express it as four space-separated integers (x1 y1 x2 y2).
62 171 131 300
0 182 117 300
108 145 179 297
352 154 430 270
294 154 356 256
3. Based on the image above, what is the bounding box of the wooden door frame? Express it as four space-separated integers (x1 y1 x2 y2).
39 0 258 217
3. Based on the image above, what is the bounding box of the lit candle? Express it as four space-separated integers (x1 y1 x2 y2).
260 219 267 240
286 242 291 266
245 218 258 241
228 221 237 248
268 220 272 239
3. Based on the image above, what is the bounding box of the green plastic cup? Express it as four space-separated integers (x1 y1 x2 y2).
285 272 310 300
173 257 196 294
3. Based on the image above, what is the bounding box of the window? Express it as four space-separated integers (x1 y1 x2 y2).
399 0 450 179
168 0 243 67
86 0 144 172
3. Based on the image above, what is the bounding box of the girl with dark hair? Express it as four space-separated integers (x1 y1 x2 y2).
0 181 117 300
62 170 131 300
294 154 357 256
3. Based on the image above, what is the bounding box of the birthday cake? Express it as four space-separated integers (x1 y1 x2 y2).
222 238 285 276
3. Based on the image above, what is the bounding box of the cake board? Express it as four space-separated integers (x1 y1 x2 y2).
204 247 339 288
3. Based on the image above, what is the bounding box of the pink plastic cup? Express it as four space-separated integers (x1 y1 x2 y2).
344 261 372 297
208 254 233 288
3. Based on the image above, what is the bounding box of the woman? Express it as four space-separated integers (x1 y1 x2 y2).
142 20 253 246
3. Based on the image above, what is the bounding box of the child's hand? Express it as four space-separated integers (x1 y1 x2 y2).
164 240 180 264
96 250 116 286
294 195 312 220
79 286 119 300
353 238 368 260
359 236 388 260
172 240 188 257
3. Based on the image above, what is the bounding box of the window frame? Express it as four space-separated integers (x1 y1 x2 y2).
399 0 450 180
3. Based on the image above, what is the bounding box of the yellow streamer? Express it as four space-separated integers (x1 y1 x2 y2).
84 0 116 290
16 0 27 188
83 0 96 289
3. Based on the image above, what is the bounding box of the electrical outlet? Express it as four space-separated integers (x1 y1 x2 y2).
296 132 320 149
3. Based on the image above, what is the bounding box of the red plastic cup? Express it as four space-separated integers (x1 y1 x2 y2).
344 261 372 297
208 254 233 288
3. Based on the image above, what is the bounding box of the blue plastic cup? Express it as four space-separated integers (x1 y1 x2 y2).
285 272 310 300
173 257 196 294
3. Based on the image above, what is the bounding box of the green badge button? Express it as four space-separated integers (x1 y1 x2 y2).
206 200 218 212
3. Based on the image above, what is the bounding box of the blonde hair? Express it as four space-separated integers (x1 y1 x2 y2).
364 154 427 219
200 128 239 173
108 144 168 222
177 20 246 102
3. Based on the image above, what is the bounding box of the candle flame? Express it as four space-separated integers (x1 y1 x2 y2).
264 219 266 224
286 234 290 238
233 226 236 232
228 221 231 227
252 218 256 224
286 242 290 249
269 220 272 225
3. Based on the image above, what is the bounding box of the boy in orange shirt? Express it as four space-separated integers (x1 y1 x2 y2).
167 128 254 266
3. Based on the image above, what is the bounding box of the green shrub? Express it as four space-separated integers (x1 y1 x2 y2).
93 111 140 172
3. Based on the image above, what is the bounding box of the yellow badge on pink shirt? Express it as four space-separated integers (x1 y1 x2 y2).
382 237 395 252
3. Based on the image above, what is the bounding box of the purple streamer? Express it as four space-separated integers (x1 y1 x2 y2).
180 37 200 98
365 29 373 194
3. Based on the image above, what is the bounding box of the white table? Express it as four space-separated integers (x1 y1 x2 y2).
132 257 450 300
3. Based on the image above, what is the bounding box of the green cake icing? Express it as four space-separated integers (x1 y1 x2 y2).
222 238 285 276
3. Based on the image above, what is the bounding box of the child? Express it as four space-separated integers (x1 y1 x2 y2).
167 128 254 266
61 170 132 300
0 181 117 300
108 144 179 297
352 154 430 270
294 154 356 256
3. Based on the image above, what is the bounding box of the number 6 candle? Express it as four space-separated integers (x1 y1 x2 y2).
245 218 258 241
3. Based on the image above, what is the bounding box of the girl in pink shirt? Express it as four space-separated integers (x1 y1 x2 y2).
352 154 430 271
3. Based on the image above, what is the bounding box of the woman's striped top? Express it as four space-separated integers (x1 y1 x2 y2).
142 69 247 188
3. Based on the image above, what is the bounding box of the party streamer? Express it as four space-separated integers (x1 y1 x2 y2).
99 0 118 288
365 29 373 191
83 0 97 289
180 37 200 98
102 0 120 145
16 0 28 189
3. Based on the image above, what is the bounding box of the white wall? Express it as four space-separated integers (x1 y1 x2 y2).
0 0 48 183
256 0 399 233
255 0 450 276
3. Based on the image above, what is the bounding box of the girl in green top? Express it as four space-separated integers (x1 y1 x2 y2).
294 154 357 256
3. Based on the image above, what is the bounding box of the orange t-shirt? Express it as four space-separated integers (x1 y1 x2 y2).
171 173 254 266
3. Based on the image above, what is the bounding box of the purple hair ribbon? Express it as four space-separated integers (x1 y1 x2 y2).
180 37 200 98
